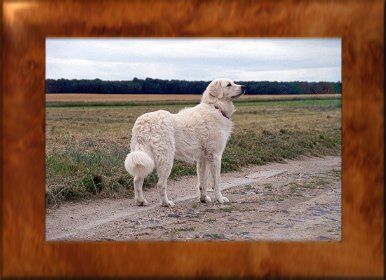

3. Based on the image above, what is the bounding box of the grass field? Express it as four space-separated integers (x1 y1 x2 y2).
46 95 341 205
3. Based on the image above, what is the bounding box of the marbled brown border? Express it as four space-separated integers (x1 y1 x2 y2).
1 0 384 277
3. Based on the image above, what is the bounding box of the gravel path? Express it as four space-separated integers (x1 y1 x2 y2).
46 156 341 241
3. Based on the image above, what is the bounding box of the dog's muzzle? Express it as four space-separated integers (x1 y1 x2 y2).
231 85 246 99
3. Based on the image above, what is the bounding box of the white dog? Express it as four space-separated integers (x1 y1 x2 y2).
125 78 245 207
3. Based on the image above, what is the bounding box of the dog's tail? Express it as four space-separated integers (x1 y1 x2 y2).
124 148 154 178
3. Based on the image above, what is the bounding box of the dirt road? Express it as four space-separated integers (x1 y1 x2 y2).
46 156 341 241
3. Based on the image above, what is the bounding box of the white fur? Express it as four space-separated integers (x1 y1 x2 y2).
125 78 245 207
125 151 154 178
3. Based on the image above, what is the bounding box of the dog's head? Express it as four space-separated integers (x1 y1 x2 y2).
201 78 246 118
205 78 246 100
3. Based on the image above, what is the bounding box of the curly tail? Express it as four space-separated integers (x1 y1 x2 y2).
124 150 154 178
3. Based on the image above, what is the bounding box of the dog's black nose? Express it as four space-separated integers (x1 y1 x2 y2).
241 85 246 92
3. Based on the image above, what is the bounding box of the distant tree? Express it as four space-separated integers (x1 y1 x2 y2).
45 78 342 95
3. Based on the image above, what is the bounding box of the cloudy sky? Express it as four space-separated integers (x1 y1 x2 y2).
46 38 341 82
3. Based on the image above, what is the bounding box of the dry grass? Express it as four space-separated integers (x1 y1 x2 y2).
46 94 202 103
46 93 341 103
46 97 341 205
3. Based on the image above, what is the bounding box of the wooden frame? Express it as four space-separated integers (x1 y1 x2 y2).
1 0 384 277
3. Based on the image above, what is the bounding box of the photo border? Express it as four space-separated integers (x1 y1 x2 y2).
1 0 384 277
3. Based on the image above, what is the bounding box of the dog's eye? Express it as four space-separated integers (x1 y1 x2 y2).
227 83 231 87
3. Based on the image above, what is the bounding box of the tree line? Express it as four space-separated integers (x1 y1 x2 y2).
46 78 342 94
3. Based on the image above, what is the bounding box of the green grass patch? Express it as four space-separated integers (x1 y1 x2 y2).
45 146 159 204
46 127 340 205
264 183 273 192
220 207 233 213
287 175 331 193
173 227 195 232
238 98 341 109
46 96 341 108
221 128 341 172
46 127 341 206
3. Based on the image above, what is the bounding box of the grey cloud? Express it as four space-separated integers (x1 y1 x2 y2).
46 38 341 81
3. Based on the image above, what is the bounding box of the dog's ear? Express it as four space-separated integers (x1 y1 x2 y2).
208 81 223 99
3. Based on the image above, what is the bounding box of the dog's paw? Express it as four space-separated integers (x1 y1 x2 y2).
215 196 229 204
200 195 212 203
162 200 175 207
136 198 148 206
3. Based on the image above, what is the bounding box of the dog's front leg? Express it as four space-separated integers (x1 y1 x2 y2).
209 154 229 204
197 159 211 203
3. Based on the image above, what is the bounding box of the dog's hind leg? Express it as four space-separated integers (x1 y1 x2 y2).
134 176 148 206
156 158 175 207
197 159 212 203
